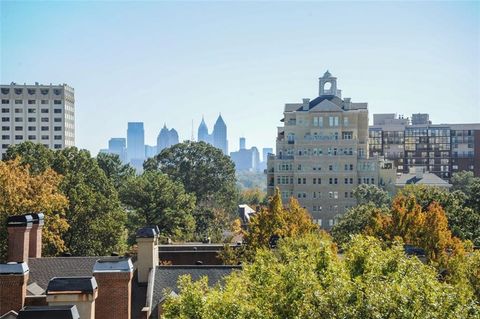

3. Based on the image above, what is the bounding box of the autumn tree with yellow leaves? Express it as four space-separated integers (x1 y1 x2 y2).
0 159 69 261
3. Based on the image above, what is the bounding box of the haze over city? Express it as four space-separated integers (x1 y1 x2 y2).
1 1 479 155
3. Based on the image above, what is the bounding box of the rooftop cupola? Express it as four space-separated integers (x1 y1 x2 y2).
319 70 341 98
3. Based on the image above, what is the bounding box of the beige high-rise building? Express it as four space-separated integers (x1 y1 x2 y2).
0 83 75 158
267 72 393 229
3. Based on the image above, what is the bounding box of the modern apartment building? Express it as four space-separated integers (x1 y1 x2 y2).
369 114 480 179
267 72 394 229
0 82 75 158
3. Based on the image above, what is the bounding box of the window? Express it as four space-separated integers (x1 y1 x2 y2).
1 88 10 94
41 100 48 105
27 89 36 95
54 100 62 105
54 109 62 114
2 135 9 140
1 99 9 104
28 109 36 114
54 118 62 123
28 118 36 122
54 144 62 149
2 144 10 148
14 108 22 113
41 109 49 113
41 126 49 131
15 100 22 104
15 135 23 140
28 135 36 140
15 126 22 131
41 118 49 122
329 219 334 227
1 108 9 113
313 178 317 184
14 89 23 95
14 117 22 122
342 132 353 140
28 100 36 105
329 116 339 127
41 135 49 140
54 135 62 140
2 126 9 131
2 117 10 122
28 126 36 131
343 117 349 126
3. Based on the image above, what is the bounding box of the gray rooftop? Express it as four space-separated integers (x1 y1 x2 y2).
150 265 241 319
27 257 99 295
396 172 452 187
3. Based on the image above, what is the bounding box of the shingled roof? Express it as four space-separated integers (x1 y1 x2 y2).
150 265 241 319
296 95 344 111
27 257 99 295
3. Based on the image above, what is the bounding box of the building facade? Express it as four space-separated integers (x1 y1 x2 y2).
0 83 75 158
369 114 480 179
267 72 392 229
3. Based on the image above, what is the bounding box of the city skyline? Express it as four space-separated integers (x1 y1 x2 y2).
1 1 478 155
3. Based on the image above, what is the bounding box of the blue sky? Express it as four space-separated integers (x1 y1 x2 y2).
1 1 479 157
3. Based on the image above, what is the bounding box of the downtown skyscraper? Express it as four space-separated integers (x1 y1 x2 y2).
127 122 145 171
197 114 228 155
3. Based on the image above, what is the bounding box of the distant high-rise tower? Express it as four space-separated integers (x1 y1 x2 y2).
169 128 179 146
127 122 145 172
198 116 211 143
239 137 246 150
157 124 179 153
213 114 228 155
108 138 127 163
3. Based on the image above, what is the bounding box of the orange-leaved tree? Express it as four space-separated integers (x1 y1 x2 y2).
0 158 69 261
380 194 464 264
243 188 318 257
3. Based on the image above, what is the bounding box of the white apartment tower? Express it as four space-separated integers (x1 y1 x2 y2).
0 83 75 158
267 72 392 229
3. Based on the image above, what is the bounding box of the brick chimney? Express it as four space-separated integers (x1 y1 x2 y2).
0 262 29 315
136 226 159 284
93 256 134 319
46 277 98 319
7 215 33 262
29 213 44 258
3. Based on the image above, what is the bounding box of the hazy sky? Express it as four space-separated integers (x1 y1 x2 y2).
1 1 479 157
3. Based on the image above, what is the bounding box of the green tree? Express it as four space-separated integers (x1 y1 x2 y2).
120 170 196 242
450 171 477 194
51 148 127 255
96 152 135 189
4 141 54 174
237 188 267 206
163 234 479 319
353 184 391 207
144 141 238 239
4 143 129 256
331 203 388 246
